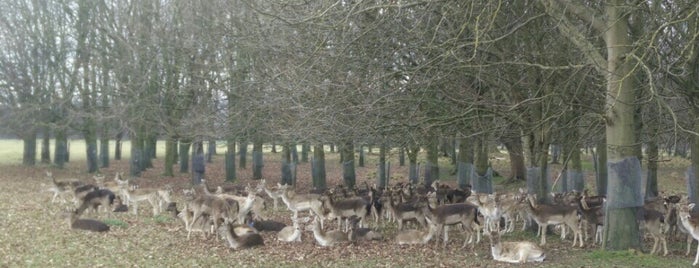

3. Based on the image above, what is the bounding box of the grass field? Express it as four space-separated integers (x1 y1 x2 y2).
0 139 695 267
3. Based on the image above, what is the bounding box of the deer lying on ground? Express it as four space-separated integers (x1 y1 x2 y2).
278 184 325 225
488 231 545 264
422 201 480 248
641 208 668 256
309 216 349 247
62 210 109 232
348 215 383 241
678 203 699 265
277 216 306 242
394 217 438 245
221 222 264 249
525 194 583 247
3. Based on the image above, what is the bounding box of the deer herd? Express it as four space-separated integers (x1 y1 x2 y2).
46 170 699 265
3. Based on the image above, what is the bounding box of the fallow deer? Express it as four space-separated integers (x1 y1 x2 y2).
488 231 545 264
525 194 583 247
309 216 349 247
678 203 699 265
394 217 438 245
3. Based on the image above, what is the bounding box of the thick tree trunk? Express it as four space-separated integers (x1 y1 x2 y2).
424 137 439 189
143 133 155 168
114 131 122 160
99 133 109 168
341 141 356 189
377 143 388 189
179 140 191 173
602 1 642 251
22 131 37 166
207 139 216 163
164 137 176 177
281 143 293 185
41 127 51 164
457 137 474 189
358 145 365 167
312 144 327 190
252 140 264 180
502 135 526 182
239 140 247 169
84 115 99 173
225 140 236 182
689 118 699 204
301 142 309 163
646 138 659 198
595 138 608 196
130 135 145 177
54 130 68 168
407 146 420 184
473 135 492 194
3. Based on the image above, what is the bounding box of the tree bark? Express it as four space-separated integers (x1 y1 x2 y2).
312 144 327 190
22 131 37 166
341 140 356 188
225 140 237 182
424 137 439 189
252 139 264 180
602 1 641 251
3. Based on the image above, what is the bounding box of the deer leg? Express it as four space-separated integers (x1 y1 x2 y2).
540 224 547 246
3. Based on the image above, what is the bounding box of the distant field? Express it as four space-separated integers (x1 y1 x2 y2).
0 139 166 165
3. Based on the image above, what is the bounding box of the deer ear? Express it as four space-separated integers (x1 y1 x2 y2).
689 203 696 210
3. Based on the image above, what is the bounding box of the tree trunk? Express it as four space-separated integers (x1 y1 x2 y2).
377 143 388 189
595 138 608 196
407 146 420 184
164 137 176 177
41 127 51 164
179 140 191 173
239 140 247 169
312 144 327 190
457 137 474 189
130 134 145 177
646 137 659 198
54 129 68 168
207 139 216 163
473 134 492 194
602 1 641 251
502 134 526 182
689 118 699 204
358 145 365 167
252 139 263 180
424 137 439 189
22 131 37 166
399 147 405 166
99 132 109 168
301 142 309 163
281 143 293 185
341 140 356 189
225 140 236 182
84 118 99 173
114 131 122 160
